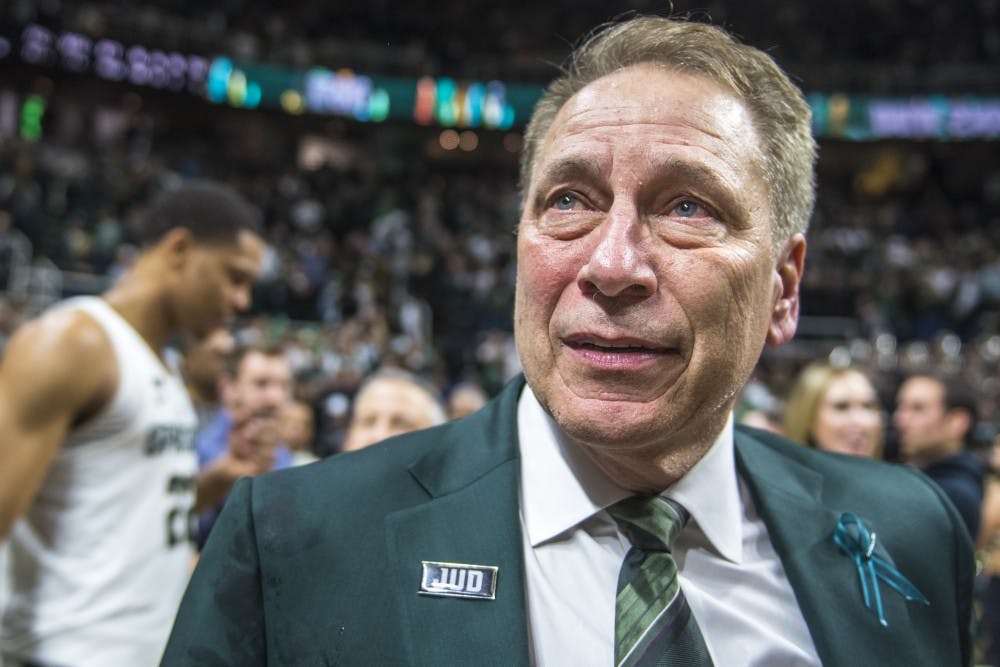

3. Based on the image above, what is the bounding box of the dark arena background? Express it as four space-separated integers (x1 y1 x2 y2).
1 1 999 447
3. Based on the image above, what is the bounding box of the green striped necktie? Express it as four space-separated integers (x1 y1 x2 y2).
607 495 714 667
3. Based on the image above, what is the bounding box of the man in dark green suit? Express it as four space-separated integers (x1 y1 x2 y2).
163 15 972 667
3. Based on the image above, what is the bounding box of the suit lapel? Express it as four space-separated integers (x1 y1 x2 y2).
385 388 930 666
735 430 922 667
385 378 531 667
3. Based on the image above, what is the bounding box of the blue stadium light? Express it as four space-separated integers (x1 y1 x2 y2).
206 58 233 104
244 81 262 109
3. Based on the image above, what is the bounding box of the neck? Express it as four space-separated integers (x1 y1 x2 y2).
913 443 964 468
575 419 726 494
102 263 171 354
186 383 218 409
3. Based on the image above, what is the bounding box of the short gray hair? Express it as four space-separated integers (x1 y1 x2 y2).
520 15 817 244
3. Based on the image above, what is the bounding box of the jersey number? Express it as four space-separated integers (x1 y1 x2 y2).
165 475 197 547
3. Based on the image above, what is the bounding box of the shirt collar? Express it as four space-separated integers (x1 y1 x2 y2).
668 413 742 563
517 385 742 564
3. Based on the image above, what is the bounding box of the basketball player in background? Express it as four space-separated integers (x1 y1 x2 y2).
0 180 265 667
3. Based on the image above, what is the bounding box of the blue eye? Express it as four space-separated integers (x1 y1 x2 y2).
553 193 579 211
674 200 701 218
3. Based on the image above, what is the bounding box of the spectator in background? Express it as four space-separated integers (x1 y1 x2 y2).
181 328 236 428
282 398 320 466
736 377 785 435
446 379 489 420
782 363 884 458
0 181 264 667
340 369 446 452
737 408 784 435
978 439 1000 666
894 373 987 541
0 209 31 292
195 343 293 547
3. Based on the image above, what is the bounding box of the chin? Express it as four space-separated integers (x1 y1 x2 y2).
547 398 670 452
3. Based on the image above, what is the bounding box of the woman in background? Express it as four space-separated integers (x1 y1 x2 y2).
783 363 884 459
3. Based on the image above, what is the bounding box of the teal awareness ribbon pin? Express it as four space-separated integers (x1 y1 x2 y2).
833 512 930 627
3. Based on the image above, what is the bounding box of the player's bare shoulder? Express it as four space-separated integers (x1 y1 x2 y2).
0 305 118 423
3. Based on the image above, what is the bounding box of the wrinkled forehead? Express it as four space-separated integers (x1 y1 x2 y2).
529 65 767 191
562 65 751 126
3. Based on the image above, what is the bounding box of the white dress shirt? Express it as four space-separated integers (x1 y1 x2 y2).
518 385 821 666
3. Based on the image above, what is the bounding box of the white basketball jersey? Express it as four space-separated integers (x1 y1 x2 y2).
1 297 198 667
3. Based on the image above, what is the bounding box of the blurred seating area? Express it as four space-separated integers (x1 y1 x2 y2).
1 0 999 452
2 88 999 451
3 0 999 90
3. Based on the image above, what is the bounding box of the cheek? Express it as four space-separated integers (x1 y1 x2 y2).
683 250 774 353
863 411 883 432
724 253 776 323
818 410 844 433
516 237 578 320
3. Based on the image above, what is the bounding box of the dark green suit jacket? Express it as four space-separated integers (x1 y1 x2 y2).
162 376 973 666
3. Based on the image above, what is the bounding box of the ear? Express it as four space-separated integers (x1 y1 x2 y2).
765 233 806 347
158 227 195 271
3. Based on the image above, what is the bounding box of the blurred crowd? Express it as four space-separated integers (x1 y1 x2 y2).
0 87 526 454
4 0 1000 423
4 0 999 91
2 90 1000 454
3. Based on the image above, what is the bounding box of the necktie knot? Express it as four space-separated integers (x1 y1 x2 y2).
607 495 689 552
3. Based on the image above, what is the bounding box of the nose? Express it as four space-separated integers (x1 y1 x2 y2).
577 204 656 301
232 284 252 313
265 383 290 410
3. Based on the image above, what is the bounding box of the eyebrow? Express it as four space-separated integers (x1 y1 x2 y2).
229 262 259 281
653 158 730 191
528 157 605 211
651 158 750 223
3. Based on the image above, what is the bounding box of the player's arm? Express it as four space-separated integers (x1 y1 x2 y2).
0 309 116 538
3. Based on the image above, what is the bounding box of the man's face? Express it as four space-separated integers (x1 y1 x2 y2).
229 351 292 421
515 64 804 457
183 328 236 397
178 229 265 339
893 376 950 461
281 400 315 451
342 378 443 452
